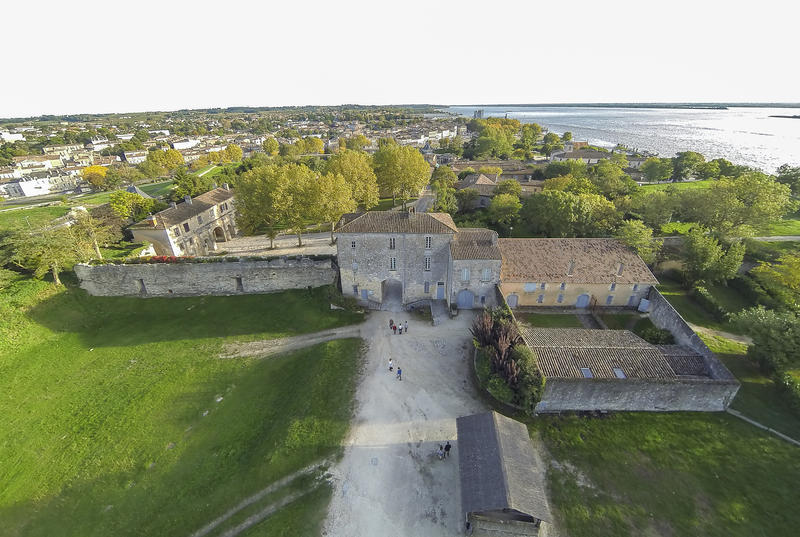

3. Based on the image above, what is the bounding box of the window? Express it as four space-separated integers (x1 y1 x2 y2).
628 295 636 306
480 295 486 304
197 214 203 224
617 263 625 276
537 294 544 303
524 282 537 293
389 237 396 250
540 283 546 290
606 295 614 305
424 281 430 294
425 236 432 249
353 285 359 296
580 367 594 378
567 260 576 276
183 223 190 232
173 226 181 236
560 282 566 290
390 257 397 270
351 241 356 249
461 268 470 281
613 367 626 379
633 283 639 292
610 282 616 291
352 261 358 273
424 256 431 271
481 268 491 282
557 294 564 303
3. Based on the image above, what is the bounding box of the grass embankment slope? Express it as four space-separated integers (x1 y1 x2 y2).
0 278 364 537
0 205 70 231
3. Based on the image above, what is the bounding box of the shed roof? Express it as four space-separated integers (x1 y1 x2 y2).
519 327 676 380
451 228 502 260
335 210 458 234
498 238 658 285
457 411 551 523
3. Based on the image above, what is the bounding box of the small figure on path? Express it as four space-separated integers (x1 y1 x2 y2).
437 445 444 460
396 367 402 381
393 324 397 335
404 320 408 333
388 358 393 372
398 325 403 335
444 441 451 458
389 318 394 330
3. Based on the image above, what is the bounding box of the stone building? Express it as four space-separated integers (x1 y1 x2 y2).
130 186 236 256
334 211 501 309
498 238 658 309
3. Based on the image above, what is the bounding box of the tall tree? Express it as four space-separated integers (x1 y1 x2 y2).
70 210 119 259
171 167 215 201
776 164 800 195
630 190 675 229
519 123 542 153
493 179 522 198
672 151 705 181
282 164 319 246
7 227 85 285
82 165 108 190
589 160 637 199
326 150 379 209
615 220 662 264
683 228 744 284
488 193 521 234
224 143 243 162
262 137 279 156
640 157 673 182
317 172 357 243
373 143 430 207
235 165 288 249
519 190 580 237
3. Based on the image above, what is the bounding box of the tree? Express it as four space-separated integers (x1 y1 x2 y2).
262 137 279 156
478 166 503 177
343 134 370 152
696 160 721 180
519 190 581 237
630 190 675 229
104 164 144 189
575 193 620 236
317 172 357 243
544 160 587 179
302 137 324 154
589 160 637 199
7 227 85 285
171 167 214 201
519 123 542 153
732 308 800 372
493 179 522 198
224 143 243 162
776 164 800 195
326 150 379 209
82 165 108 190
431 165 458 187
109 191 161 221
431 178 457 214
282 164 319 246
615 220 662 264
683 228 744 284
488 194 521 234
640 157 673 182
70 210 119 259
541 132 564 156
542 174 598 195
561 131 573 142
751 252 800 309
373 143 430 207
235 165 288 249
672 151 705 180
455 188 479 212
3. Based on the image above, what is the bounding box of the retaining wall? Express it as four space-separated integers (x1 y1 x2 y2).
74 258 336 297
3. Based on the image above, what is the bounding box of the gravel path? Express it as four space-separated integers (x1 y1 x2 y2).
219 326 362 359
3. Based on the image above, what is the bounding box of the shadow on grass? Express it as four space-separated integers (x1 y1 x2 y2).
25 283 364 348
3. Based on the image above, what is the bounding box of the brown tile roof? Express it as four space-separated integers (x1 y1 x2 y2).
658 345 710 377
131 187 233 229
335 210 458 234
451 228 501 260
498 238 658 285
519 327 676 380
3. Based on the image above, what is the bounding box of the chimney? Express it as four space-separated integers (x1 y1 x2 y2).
222 183 230 191
169 201 177 209
146 215 157 227
184 195 192 205
212 182 218 189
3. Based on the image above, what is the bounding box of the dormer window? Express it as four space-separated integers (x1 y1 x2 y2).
567 260 575 276
617 263 625 276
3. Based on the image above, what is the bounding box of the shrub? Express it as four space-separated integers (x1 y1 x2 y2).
511 345 545 413
773 372 800 415
487 375 515 405
691 285 727 321
638 326 675 344
729 275 777 309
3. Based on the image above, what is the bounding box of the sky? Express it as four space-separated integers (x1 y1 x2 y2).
3 0 799 118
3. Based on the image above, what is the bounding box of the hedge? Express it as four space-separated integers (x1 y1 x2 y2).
774 372 800 416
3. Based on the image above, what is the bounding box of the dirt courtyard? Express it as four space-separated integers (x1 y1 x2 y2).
323 310 488 536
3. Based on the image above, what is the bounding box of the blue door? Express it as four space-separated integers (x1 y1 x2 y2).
361 289 369 300
576 294 590 308
457 289 475 309
506 294 518 308
436 282 445 299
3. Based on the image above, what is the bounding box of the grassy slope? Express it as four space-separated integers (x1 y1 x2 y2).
656 278 742 334
537 412 800 537
0 278 363 537
0 205 70 230
138 180 175 198
760 216 800 236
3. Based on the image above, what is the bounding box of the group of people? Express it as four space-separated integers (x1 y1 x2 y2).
388 357 401 380
436 441 452 460
389 318 408 335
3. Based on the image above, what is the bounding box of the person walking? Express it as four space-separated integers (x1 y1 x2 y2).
444 441 451 458
437 445 444 460
388 358 393 372
396 367 402 381
398 325 403 335
393 324 397 335
404 320 408 333
389 318 394 330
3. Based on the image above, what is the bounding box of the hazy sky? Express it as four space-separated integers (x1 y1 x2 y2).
4 0 798 118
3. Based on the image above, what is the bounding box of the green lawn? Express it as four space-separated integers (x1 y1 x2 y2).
702 334 800 440
640 180 714 191
744 239 800 263
518 313 583 328
599 313 637 330
0 205 70 230
660 221 695 235
139 180 175 198
0 277 364 536
536 412 800 537
759 216 800 236
705 283 751 313
372 197 417 211
656 278 742 334
69 191 116 207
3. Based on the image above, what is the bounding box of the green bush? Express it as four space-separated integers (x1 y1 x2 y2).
487 375 515 404
691 285 728 321
638 326 675 345
511 345 545 413
729 275 777 309
773 372 800 415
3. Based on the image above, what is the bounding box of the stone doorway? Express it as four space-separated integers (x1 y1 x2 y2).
381 278 403 309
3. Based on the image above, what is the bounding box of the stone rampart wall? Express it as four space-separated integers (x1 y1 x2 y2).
74 258 336 297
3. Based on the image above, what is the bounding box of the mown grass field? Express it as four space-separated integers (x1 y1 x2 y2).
0 205 70 230
535 411 800 537
760 216 800 236
517 312 583 328
138 180 175 198
656 278 743 334
0 277 364 537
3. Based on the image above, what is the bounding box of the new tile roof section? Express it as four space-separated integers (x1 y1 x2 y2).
498 238 658 284
132 187 233 229
519 327 676 380
451 228 502 260
335 210 458 234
